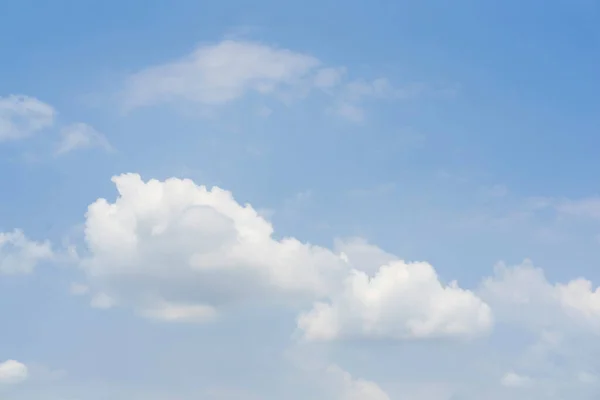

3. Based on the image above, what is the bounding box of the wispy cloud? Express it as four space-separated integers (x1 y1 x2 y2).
55 122 113 156
501 371 533 388
0 95 55 141
122 40 321 109
121 39 447 122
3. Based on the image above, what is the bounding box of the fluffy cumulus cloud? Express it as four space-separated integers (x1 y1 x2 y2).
77 173 348 320
0 229 54 274
10 174 600 399
0 360 28 385
0 95 55 141
14 173 600 399
73 173 492 341
480 259 600 334
297 260 492 341
121 39 423 121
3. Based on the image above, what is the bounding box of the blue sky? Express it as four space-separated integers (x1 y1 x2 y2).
2 1 600 399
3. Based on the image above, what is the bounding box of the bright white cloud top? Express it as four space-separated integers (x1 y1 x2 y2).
0 360 28 385
298 260 492 341
75 173 491 340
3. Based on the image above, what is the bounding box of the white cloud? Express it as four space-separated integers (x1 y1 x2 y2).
55 122 112 155
77 173 347 319
69 282 89 296
122 40 321 109
0 95 108 157
0 95 55 141
121 39 427 122
0 360 28 385
500 371 532 388
0 229 54 274
90 292 117 309
297 260 492 341
74 173 490 342
326 365 390 400
480 260 600 333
